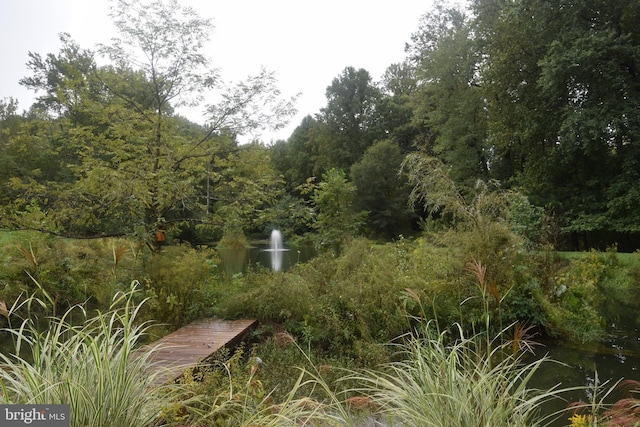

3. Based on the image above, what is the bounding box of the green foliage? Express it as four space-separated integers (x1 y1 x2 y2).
1 232 638 426
301 169 367 254
317 67 384 172
535 250 640 343
597 251 640 328
221 272 314 324
220 226 628 357
500 278 547 328
0 234 143 312
228 336 359 408
505 192 549 249
0 235 228 327
2 0 640 250
262 194 314 239
347 323 565 427
3 0 296 245
350 139 415 238
316 239 412 345
195 142 287 241
6 223 626 359
7 0 640 411
0 280 351 427
403 152 532 331
0 284 181 427
170 345 267 425
222 238 410 366
378 61 421 152
407 1 491 188
142 245 217 327
168 341 356 426
541 253 608 342
244 339 315 403
403 151 461 219
476 0 640 238
217 231 249 250
270 115 330 192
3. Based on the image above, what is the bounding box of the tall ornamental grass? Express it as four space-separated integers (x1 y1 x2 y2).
345 323 566 427
0 282 350 427
0 282 181 427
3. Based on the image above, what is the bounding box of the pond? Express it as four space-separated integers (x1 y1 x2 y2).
216 243 317 275
531 312 640 425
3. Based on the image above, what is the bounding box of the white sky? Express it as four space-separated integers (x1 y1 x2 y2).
0 0 435 142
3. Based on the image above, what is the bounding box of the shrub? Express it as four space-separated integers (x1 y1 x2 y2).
222 238 412 366
142 245 217 327
0 235 142 312
220 271 314 323
541 253 607 342
302 169 367 254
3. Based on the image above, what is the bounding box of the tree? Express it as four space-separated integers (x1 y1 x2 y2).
0 98 28 191
5 36 116 235
476 0 640 246
316 67 384 172
272 65 416 197
4 0 296 244
351 140 414 237
377 61 422 153
301 169 366 253
406 1 490 191
270 115 322 191
205 142 284 241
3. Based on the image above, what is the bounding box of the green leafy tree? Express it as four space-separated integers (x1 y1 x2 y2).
4 0 296 244
301 168 366 253
270 115 322 192
377 61 421 153
316 67 384 173
350 139 414 237
476 0 640 246
407 1 490 191
205 142 285 241
0 99 43 206
4 36 112 234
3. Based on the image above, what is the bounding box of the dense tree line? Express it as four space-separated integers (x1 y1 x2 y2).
275 0 640 249
2 0 639 250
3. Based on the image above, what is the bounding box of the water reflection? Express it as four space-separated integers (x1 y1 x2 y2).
531 328 640 426
263 229 288 272
217 244 316 275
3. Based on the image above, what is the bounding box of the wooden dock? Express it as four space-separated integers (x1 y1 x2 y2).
143 318 257 385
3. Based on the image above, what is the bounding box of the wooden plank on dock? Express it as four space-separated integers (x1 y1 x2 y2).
143 318 257 385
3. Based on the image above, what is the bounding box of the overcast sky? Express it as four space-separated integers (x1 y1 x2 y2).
0 0 437 142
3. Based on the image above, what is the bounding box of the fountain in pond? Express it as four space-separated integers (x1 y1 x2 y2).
264 229 288 272
269 229 283 252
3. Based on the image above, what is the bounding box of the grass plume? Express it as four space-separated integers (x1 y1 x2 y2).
0 282 182 427
343 322 566 427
